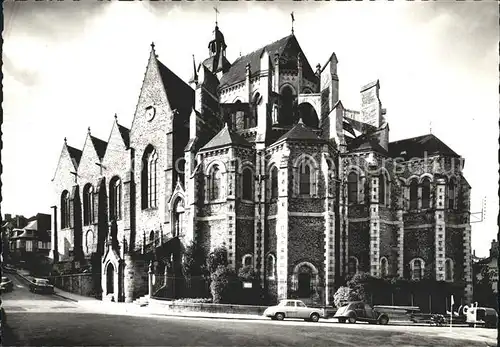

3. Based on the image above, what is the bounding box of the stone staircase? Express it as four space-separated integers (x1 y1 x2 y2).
133 294 150 307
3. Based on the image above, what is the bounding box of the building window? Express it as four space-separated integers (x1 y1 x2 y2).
280 85 295 125
149 230 155 243
38 241 42 249
61 190 70 229
348 257 358 276
347 172 358 204
445 258 453 281
242 254 253 267
85 230 95 254
251 92 261 128
379 175 386 205
142 146 158 209
409 179 418 210
26 240 33 252
421 178 431 209
380 257 388 277
173 199 185 237
448 179 456 209
270 166 279 199
109 176 122 221
299 162 311 195
411 258 424 280
209 165 222 201
267 254 276 279
83 184 94 226
242 168 253 201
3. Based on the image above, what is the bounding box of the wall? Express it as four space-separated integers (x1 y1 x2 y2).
52 273 95 297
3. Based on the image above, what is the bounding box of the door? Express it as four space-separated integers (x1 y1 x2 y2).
296 301 308 319
354 302 365 319
284 301 297 318
106 263 114 294
298 273 311 298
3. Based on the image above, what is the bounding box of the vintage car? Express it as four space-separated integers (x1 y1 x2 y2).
334 301 389 325
462 303 498 328
29 278 54 294
0 276 14 292
263 299 324 322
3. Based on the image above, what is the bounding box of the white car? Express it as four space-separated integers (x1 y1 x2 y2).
263 299 324 322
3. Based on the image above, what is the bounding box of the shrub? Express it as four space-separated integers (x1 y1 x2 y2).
183 240 208 279
210 265 240 304
333 286 352 308
207 246 228 274
173 298 212 304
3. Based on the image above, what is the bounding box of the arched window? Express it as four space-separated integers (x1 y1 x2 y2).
421 178 431 209
380 257 388 277
85 230 95 254
149 230 155 243
251 93 261 128
209 165 222 201
348 257 358 276
173 199 185 237
445 258 453 281
270 166 279 199
109 176 122 221
242 168 253 201
266 254 276 279
280 85 295 125
411 258 424 280
347 172 358 204
409 179 418 210
298 103 319 128
61 190 70 229
242 254 253 267
379 175 386 205
448 179 456 209
83 184 94 226
142 146 158 209
299 162 311 195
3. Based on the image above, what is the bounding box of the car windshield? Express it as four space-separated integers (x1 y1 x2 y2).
37 279 49 284
297 302 306 307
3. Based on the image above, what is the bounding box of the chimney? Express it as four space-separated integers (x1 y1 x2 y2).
490 239 498 258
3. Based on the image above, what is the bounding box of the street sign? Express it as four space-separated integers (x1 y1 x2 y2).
243 282 252 289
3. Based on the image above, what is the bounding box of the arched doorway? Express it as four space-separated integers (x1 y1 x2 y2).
297 265 313 297
106 263 114 294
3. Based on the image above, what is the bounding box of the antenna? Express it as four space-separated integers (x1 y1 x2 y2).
214 6 219 26
470 196 486 224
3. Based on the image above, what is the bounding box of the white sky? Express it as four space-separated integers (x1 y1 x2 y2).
2 1 498 256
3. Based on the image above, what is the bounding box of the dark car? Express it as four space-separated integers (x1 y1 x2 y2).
29 278 54 294
334 301 389 325
1 276 14 292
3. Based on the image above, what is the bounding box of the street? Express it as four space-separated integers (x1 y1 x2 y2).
2 274 497 347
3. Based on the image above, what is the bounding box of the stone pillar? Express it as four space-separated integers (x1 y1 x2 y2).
274 53 280 93
123 254 134 303
396 209 404 277
276 151 290 300
227 155 237 270
255 147 267 286
322 151 335 305
51 205 59 262
245 63 251 103
435 178 447 281
369 173 380 277
148 261 153 297
463 224 473 303
297 53 302 96
184 151 198 247
339 159 349 277
123 170 133 251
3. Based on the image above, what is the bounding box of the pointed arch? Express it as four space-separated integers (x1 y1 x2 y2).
242 167 254 201
269 165 279 199
242 254 253 267
280 84 296 126
409 178 418 210
298 102 319 128
266 253 276 280
445 258 454 282
348 256 359 276
142 145 158 209
60 190 71 229
83 183 94 226
251 92 261 128
172 197 185 237
421 177 431 209
380 257 388 277
109 176 122 221
410 258 425 280
447 178 456 210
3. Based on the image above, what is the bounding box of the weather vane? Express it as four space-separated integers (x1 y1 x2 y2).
291 12 295 34
214 6 219 26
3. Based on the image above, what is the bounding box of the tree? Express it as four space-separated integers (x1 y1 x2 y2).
333 286 352 308
210 265 240 304
206 246 228 274
474 266 498 310
182 240 208 279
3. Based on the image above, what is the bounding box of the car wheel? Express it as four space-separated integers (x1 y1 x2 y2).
378 316 389 325
310 313 320 323
275 313 285 321
348 316 357 324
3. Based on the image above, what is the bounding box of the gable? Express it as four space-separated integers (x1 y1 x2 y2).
102 121 130 173
52 143 79 183
78 133 105 181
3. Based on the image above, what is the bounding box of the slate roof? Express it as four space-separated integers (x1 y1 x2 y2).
67 145 82 166
388 134 460 160
347 136 389 156
219 34 315 89
157 59 195 116
276 121 324 143
202 55 231 75
90 136 108 160
117 124 130 148
200 124 252 151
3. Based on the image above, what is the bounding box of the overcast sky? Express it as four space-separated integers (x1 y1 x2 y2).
3 1 498 256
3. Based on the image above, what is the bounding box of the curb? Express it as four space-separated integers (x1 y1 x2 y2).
53 292 79 302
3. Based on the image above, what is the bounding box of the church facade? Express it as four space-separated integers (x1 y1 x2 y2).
51 24 473 305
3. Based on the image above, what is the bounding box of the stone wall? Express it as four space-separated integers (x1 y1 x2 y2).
404 228 435 278
348 221 370 272
236 219 254 268
124 254 148 302
287 216 325 275
52 273 95 297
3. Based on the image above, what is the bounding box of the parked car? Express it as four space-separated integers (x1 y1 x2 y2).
263 299 324 322
334 301 389 325
29 278 54 294
463 303 498 329
0 277 14 292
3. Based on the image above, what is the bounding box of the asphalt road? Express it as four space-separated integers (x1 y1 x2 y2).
2 274 497 347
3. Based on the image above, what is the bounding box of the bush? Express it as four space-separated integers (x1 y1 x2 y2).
183 240 208 279
207 246 228 274
333 286 352 308
210 265 240 304
173 298 212 304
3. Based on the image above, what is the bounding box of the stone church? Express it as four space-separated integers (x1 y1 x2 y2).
51 23 473 305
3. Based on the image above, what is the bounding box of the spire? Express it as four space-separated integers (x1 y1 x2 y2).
64 137 67 144
88 126 91 135
214 6 219 27
189 54 198 84
114 113 118 122
291 12 295 35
